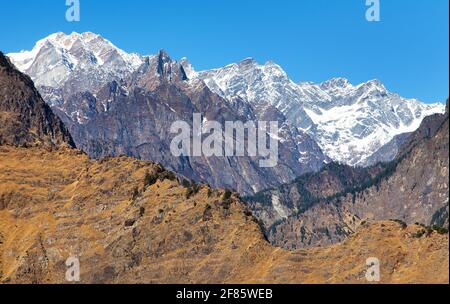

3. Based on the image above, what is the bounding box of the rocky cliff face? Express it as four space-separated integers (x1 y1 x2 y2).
245 162 385 228
246 110 449 249
44 50 327 195
0 52 75 148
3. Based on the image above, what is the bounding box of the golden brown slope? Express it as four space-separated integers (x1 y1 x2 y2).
0 146 448 284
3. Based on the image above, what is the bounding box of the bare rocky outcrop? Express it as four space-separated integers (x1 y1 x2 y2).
0 52 75 148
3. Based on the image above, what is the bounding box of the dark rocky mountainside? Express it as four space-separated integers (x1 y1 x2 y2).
246 107 449 249
0 52 75 148
358 109 449 168
396 109 449 160
360 110 448 168
245 162 385 227
51 50 327 195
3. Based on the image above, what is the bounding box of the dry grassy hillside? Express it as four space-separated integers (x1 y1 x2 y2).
0 146 448 284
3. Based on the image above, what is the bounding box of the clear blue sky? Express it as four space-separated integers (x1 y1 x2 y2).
1 0 448 103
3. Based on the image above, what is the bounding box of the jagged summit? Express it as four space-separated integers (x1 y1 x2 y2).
238 57 257 66
0 52 75 148
156 49 170 60
320 77 351 88
179 57 197 79
7 32 144 89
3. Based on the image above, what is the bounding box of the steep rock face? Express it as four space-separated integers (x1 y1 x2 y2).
0 52 75 148
360 109 449 167
38 50 327 195
246 111 449 249
396 111 449 160
0 147 447 284
245 163 385 229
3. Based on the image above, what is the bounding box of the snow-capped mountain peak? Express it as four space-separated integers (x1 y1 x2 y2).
238 57 257 66
8 32 144 89
318 77 353 99
180 57 198 80
356 79 388 96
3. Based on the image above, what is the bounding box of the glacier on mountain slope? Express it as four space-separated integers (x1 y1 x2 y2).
7 32 446 167
191 59 445 166
8 32 144 89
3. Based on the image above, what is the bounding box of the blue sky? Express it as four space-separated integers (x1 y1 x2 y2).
0 0 448 103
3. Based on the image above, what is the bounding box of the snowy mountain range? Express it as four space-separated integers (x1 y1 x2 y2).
7 32 445 168
188 60 445 165
7 32 327 194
